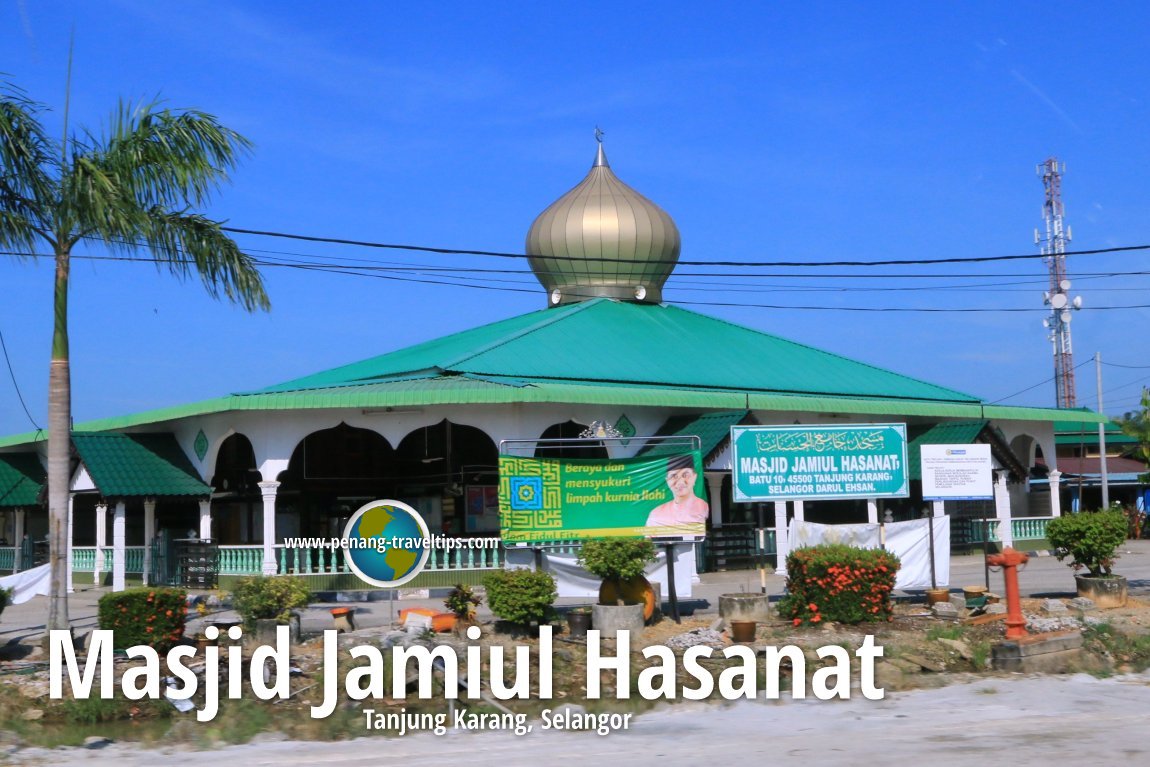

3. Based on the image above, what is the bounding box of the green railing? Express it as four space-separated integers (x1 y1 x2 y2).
0 547 15 571
424 544 503 571
216 541 507 577
698 525 776 571
218 545 270 575
71 546 96 572
968 517 1053 543
279 545 348 575
96 546 146 574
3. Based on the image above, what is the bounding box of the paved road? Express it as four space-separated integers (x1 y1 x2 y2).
14 673 1150 766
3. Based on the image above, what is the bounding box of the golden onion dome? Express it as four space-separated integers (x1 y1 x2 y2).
526 140 681 306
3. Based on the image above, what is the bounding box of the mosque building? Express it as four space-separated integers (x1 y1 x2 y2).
0 140 1101 590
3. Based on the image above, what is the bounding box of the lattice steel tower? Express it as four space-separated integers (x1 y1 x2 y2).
1037 158 1081 408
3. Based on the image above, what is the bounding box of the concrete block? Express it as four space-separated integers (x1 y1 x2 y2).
1041 598 1068 614
992 630 1083 673
932 602 959 621
1068 597 1096 613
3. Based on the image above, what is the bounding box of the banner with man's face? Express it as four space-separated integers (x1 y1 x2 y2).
498 452 707 541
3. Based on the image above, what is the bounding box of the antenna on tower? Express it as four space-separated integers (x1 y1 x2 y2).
1036 157 1081 408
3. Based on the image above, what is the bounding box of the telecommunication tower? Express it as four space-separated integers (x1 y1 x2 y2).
1036 158 1081 408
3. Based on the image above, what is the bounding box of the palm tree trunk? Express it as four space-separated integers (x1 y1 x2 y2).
46 246 71 633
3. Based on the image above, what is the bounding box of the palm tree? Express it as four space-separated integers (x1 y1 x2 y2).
0 81 269 633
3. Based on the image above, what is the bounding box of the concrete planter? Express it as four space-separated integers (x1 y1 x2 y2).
591 604 644 639
719 593 771 626
1075 575 1128 609
253 612 301 645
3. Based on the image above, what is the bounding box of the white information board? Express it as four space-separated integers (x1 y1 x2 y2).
921 443 993 500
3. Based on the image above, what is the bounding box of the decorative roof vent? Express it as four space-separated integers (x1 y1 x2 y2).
526 136 680 306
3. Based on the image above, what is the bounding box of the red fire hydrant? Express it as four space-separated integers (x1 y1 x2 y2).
987 546 1029 640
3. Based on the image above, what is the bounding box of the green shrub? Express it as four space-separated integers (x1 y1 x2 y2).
444 583 481 620
231 576 311 627
577 538 656 582
97 587 188 651
1047 509 1128 577
0 586 12 616
777 544 900 626
483 569 557 627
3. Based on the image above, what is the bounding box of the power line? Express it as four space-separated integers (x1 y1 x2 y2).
986 358 1093 404
12 247 1150 313
220 225 1150 268
0 325 41 432
1101 361 1150 370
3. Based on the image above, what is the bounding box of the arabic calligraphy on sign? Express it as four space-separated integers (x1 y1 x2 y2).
753 429 886 453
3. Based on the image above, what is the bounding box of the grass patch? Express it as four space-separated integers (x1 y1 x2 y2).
926 625 966 642
969 640 991 670
1083 622 1150 671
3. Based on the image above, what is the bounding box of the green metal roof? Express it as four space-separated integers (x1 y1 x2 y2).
0 452 45 508
639 410 752 460
72 432 210 498
0 299 1110 450
257 299 981 403
904 420 1026 481
906 421 989 480
0 381 1107 451
1054 419 1136 446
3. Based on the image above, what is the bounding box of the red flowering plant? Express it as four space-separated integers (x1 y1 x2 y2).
777 544 900 626
97 587 189 651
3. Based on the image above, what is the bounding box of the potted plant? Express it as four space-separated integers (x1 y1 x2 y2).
1046 508 1129 608
566 606 592 637
482 569 557 636
577 538 657 635
444 583 482 633
231 575 312 643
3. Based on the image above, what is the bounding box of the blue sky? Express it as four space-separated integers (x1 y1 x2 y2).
2 1 1150 436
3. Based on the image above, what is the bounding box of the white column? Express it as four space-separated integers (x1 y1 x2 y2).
199 499 213 540
94 503 107 585
773 500 789 575
931 500 945 517
112 500 126 592
67 495 74 593
994 472 1014 549
706 474 724 529
1048 470 1063 518
259 481 280 575
793 500 805 522
866 498 879 524
13 509 25 571
142 498 156 586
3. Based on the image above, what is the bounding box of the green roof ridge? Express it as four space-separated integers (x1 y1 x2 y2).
438 299 603 370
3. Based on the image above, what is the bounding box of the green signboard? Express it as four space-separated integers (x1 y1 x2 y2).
731 424 909 502
498 452 707 541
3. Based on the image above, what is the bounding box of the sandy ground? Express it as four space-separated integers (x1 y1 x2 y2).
11 672 1150 766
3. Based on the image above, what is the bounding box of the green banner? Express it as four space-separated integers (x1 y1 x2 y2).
731 424 909 502
498 452 707 541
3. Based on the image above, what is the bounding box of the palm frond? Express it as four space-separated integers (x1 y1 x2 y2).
0 81 58 251
97 100 253 210
122 208 270 312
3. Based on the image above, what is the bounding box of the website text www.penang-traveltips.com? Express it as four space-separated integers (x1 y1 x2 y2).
282 535 501 554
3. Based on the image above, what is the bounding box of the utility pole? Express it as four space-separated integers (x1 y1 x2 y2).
1037 158 1081 408
1097 352 1110 508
